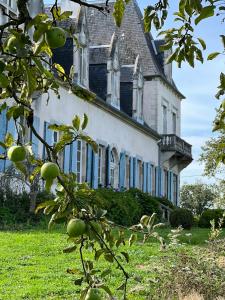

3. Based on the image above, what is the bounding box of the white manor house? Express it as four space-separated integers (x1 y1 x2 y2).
0 0 192 205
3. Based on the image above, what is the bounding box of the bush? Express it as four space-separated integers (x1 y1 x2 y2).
169 208 193 229
88 188 163 227
198 209 225 228
157 197 175 209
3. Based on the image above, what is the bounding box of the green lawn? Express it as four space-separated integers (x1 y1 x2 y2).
0 227 225 300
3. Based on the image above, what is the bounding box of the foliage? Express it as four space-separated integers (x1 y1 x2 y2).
199 209 225 228
169 208 194 229
157 196 174 209
180 183 216 215
92 188 163 226
199 135 225 177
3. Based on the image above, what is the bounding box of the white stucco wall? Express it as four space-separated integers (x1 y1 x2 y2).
33 86 159 165
143 78 182 136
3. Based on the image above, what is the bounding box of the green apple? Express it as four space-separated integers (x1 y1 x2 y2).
7 146 26 162
41 162 60 180
67 218 86 237
46 27 66 49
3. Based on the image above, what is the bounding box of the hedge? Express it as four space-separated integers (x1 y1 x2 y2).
198 209 225 228
169 208 194 229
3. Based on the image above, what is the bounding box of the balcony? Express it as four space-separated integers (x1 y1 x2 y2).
159 134 192 170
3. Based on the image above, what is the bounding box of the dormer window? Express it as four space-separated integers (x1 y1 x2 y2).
133 55 144 123
107 34 120 109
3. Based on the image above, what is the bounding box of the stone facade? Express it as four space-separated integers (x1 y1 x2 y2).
0 0 193 206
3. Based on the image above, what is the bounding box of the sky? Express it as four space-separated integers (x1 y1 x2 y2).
45 0 224 185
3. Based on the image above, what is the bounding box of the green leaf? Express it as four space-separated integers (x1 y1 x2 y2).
195 6 214 25
14 161 27 177
99 285 113 296
95 249 105 261
81 113 88 130
35 200 56 214
0 74 9 88
113 0 125 27
207 52 220 60
53 63 65 77
72 115 80 131
120 251 129 263
63 245 77 253
4 133 14 147
128 234 137 246
197 38 206 50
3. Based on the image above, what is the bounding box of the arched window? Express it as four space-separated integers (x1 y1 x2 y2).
110 148 119 188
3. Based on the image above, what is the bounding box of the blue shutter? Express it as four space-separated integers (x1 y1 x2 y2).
160 168 164 197
171 172 174 203
0 110 7 172
71 141 77 173
86 144 92 184
64 145 71 173
147 163 151 193
106 146 111 186
32 116 40 157
43 121 52 159
143 162 147 192
133 157 138 188
5 118 16 169
92 151 99 189
168 171 171 201
129 157 134 188
155 167 159 197
119 152 126 189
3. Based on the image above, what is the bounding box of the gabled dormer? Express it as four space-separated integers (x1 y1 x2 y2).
132 55 144 124
51 3 89 88
106 33 120 109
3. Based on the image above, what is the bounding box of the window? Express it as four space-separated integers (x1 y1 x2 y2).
110 148 119 188
163 105 167 134
172 112 176 134
77 140 82 183
98 145 106 186
125 156 130 189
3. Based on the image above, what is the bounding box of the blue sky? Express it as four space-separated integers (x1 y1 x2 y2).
45 1 223 185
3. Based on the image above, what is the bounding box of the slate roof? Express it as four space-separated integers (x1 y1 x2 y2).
87 0 184 97
89 47 110 64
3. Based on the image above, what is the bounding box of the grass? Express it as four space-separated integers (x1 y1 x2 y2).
0 227 225 299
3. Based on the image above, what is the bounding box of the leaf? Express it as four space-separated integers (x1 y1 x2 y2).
0 74 9 88
63 245 77 253
14 161 27 177
100 268 111 278
197 38 206 50
221 35 225 49
81 113 88 130
4 133 14 147
99 285 113 296
128 234 137 246
35 200 56 214
113 0 125 27
207 52 220 60
0 141 6 149
195 6 215 25
117 283 125 290
53 63 65 77
72 115 80 131
140 215 150 226
120 251 129 263
95 249 105 261
74 277 83 286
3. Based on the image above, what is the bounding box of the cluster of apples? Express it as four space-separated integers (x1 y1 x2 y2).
7 145 59 181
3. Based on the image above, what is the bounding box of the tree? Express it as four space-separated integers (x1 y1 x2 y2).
199 135 225 178
180 183 216 215
0 1 165 299
141 0 225 136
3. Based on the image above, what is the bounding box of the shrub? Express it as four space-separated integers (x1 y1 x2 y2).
198 209 225 228
169 208 193 229
88 188 163 227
